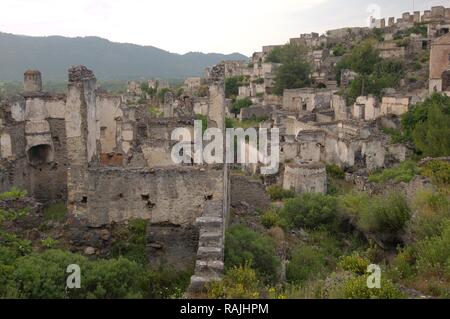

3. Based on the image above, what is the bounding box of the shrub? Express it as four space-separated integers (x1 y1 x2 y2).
368 161 418 184
0 187 27 201
415 221 450 276
0 231 32 264
41 238 59 249
225 76 246 98
402 93 450 157
281 193 339 231
43 202 67 222
338 253 370 275
338 192 370 219
329 275 404 299
420 160 450 193
391 246 416 280
231 98 252 115
286 245 327 284
409 190 450 241
4 249 88 299
207 265 261 299
339 192 411 237
111 219 148 265
326 165 345 179
261 210 281 229
267 185 295 201
358 193 410 234
225 225 280 283
146 267 192 299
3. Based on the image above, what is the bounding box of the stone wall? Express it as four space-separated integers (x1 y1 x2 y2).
429 32 450 92
283 162 327 194
230 174 270 212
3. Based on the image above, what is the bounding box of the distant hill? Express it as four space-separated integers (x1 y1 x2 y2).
0 32 248 81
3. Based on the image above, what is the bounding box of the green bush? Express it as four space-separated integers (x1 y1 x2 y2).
267 185 295 201
225 225 280 283
402 93 450 157
326 165 345 179
410 190 450 241
146 267 192 299
329 274 404 299
338 192 370 219
281 193 339 231
261 210 281 229
368 161 418 184
231 97 252 115
0 187 27 201
391 246 416 280
286 245 327 284
225 76 246 98
339 192 410 237
337 253 370 275
358 193 410 234
43 202 67 222
207 265 261 299
415 221 450 276
420 160 450 192
111 219 148 265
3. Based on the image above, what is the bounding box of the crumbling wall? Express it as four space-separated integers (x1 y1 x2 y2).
85 166 224 226
230 174 270 212
65 66 98 217
96 94 123 154
283 162 327 194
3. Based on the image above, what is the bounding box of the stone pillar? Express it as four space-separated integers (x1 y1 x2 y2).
388 17 395 26
24 70 42 93
413 11 421 23
207 63 226 131
65 65 98 219
163 91 174 117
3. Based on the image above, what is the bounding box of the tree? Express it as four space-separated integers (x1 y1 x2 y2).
335 39 381 78
225 76 245 98
231 98 252 115
402 93 450 157
268 44 312 96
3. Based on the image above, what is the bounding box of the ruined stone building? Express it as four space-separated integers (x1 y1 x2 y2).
0 65 231 293
429 32 450 93
370 5 450 38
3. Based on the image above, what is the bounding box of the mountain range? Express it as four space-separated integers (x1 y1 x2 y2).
0 32 248 81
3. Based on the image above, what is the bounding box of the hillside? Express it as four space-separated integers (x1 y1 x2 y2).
0 32 248 81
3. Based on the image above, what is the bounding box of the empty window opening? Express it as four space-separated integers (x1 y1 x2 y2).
27 144 52 166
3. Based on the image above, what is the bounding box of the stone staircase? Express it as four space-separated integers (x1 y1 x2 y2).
188 200 225 293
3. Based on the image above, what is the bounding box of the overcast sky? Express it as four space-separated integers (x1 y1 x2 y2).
0 0 449 56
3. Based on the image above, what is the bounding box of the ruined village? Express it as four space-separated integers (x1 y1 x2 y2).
0 4 449 299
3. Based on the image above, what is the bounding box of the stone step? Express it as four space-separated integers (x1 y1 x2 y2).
195 260 224 276
202 201 224 217
199 231 223 247
196 216 223 228
197 246 223 261
188 275 221 293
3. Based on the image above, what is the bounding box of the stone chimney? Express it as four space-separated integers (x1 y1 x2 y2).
23 70 42 93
